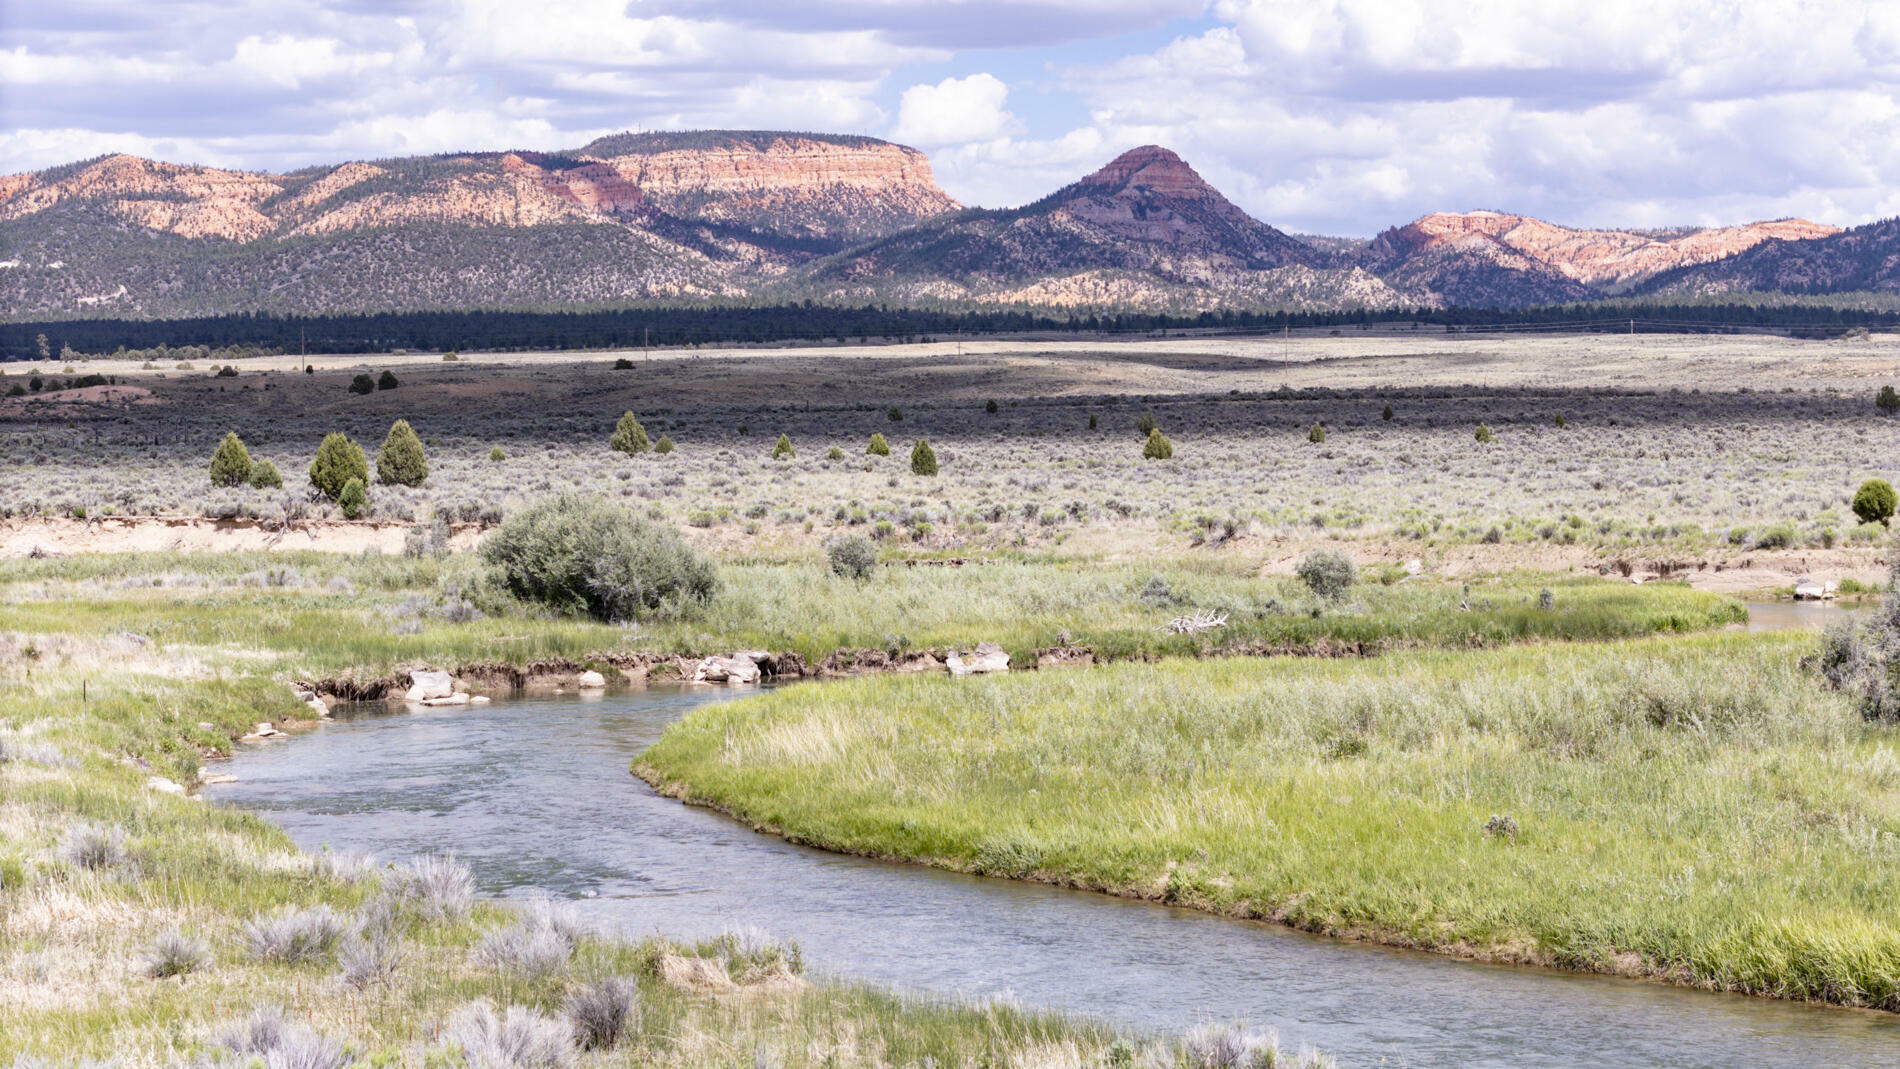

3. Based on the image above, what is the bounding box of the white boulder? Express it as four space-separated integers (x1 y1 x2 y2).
420 693 471 707
146 776 185 795
948 643 1011 676
404 669 454 702
694 655 762 685
577 670 608 689
1793 577 1827 600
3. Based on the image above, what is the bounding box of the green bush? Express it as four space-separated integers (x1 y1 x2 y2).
773 434 794 460
1142 427 1174 460
339 477 368 519
208 431 254 488
376 419 428 487
887 406 904 422
826 445 844 461
1308 423 1326 444
1475 424 1495 443
825 535 878 580
1554 413 1568 428
866 433 890 456
1877 385 1898 415
654 435 675 454
377 370 399 391
348 374 374 395
1853 479 1897 526
985 399 998 413
610 412 649 454
910 438 939 476
1381 405 1393 421
249 459 283 490
1088 413 1098 430
489 446 506 461
480 495 716 622
1296 551 1356 601
1135 410 1158 436
613 357 634 370
308 432 369 502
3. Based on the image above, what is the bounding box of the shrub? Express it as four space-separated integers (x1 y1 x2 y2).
308 432 368 501
242 904 345 964
348 374 375 395
1088 412 1098 429
377 370 399 390
144 928 208 978
1308 422 1326 444
1296 551 1356 601
826 445 844 460
445 1003 571 1069
565 977 639 1051
62 823 128 870
985 398 998 413
887 405 903 421
376 419 429 486
609 412 649 454
218 1007 351 1069
613 357 634 369
475 901 581 979
339 930 400 990
1554 413 1568 428
772 433 794 460
1853 478 1897 526
1381 405 1393 421
489 446 506 461
390 854 473 919
654 435 674 454
1475 423 1495 443
910 438 939 476
866 432 890 456
339 478 368 520
1136 409 1158 436
249 459 283 489
443 351 459 361
825 535 877 580
1142 427 1174 460
1878 384 1898 415
481 495 716 621
214 365 238 378
208 431 254 487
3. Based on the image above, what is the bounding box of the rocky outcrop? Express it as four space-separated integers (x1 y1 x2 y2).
1362 210 1841 306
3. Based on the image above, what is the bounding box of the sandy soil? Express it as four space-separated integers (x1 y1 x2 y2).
0 517 484 557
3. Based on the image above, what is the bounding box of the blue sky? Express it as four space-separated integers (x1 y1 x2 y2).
6 1 1900 236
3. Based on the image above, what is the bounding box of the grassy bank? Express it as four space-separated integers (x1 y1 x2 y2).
0 551 1744 676
638 631 1900 1010
0 590 1335 1066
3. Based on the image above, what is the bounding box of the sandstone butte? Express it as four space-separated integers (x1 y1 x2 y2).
1371 209 1842 286
0 134 960 244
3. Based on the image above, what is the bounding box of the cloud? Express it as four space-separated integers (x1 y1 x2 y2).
892 73 1017 146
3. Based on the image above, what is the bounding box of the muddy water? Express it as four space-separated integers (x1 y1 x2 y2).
1742 598 1863 632
207 686 1900 1068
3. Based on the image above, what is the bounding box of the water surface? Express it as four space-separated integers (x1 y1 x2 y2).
206 687 1900 1068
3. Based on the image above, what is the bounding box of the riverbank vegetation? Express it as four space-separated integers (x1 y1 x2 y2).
0 550 1743 675
639 630 1900 1010
2 572 1353 1067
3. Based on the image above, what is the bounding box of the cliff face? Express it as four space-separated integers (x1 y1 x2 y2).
1635 217 1900 297
0 133 961 318
1363 210 1841 306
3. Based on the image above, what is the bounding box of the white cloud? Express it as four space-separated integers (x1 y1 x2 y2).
891 73 1017 146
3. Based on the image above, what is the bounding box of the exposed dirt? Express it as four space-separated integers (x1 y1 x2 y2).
0 516 484 557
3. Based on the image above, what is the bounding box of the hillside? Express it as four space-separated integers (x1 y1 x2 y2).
1360 211 1839 307
1636 217 1900 297
794 145 1415 311
0 134 958 318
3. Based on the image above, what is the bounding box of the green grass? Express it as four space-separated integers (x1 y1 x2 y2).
639 631 1900 1010
0 552 1745 675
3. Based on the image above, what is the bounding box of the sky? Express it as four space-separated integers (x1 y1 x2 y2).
6 0 1900 236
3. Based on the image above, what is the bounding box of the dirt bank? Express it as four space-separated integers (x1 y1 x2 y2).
0 516 485 557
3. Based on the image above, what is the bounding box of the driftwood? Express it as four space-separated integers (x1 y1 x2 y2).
1161 610 1227 635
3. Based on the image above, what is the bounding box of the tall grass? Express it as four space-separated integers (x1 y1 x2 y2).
640 631 1900 1009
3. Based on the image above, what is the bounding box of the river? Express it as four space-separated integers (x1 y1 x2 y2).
205 611 1900 1068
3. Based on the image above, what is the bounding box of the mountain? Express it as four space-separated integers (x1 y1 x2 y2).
1360 211 1840 307
0 132 957 318
794 145 1414 311
1635 217 1900 297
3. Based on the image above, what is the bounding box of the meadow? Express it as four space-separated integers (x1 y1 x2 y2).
2 333 1898 563
638 631 1900 1010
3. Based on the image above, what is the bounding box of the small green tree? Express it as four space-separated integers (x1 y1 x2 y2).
1879 385 1900 415
1554 413 1567 428
985 399 999 413
309 432 369 502
1143 427 1174 460
481 494 716 621
376 419 428 486
249 459 283 489
208 431 254 487
348 374 375 395
1853 478 1898 526
489 446 506 461
825 535 878 580
1308 422 1326 444
339 477 368 519
866 433 891 456
1297 551 1356 601
1381 405 1393 421
610 412 649 454
1136 410 1158 436
1088 413 1098 430
377 370 399 391
826 445 845 460
911 438 938 476
1475 423 1495 443
887 406 904 422
772 434 794 460
654 435 675 454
